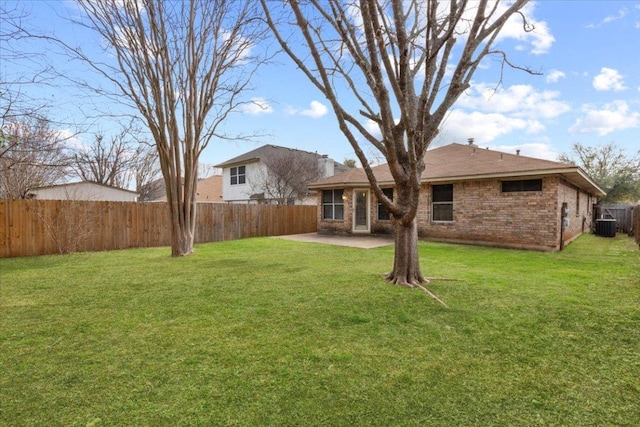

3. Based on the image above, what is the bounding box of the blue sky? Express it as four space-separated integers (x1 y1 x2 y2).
4 1 640 168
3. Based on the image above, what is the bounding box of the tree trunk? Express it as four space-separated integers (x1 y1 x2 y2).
386 216 426 286
168 199 196 257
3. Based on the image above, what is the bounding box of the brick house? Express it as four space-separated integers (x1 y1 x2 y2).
308 143 606 251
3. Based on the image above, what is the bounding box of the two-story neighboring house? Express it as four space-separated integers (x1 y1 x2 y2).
215 144 350 205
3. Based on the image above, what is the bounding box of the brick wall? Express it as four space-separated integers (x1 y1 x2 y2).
419 177 560 251
317 189 354 235
317 175 595 251
556 177 595 245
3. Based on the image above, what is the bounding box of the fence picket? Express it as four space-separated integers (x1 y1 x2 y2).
633 204 640 247
0 200 317 257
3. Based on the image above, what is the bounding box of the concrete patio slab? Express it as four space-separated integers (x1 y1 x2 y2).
274 232 394 249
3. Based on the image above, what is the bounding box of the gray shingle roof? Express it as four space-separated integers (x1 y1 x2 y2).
215 144 348 172
309 143 606 196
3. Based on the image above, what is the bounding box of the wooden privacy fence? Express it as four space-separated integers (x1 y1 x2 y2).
0 199 317 258
633 204 640 247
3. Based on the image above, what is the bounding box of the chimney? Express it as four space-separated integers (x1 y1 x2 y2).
318 155 334 177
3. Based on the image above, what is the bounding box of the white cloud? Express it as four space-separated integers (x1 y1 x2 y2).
593 67 626 91
569 100 640 135
290 100 328 118
301 100 328 118
604 8 628 23
497 2 555 54
222 31 254 63
364 119 382 139
240 98 273 115
440 82 573 146
440 109 541 143
586 8 628 28
362 117 404 140
56 128 85 150
546 69 566 83
456 82 571 119
439 2 553 55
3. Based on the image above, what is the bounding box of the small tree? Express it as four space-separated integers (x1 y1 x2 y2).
559 142 640 203
73 0 269 256
251 149 323 204
343 158 357 168
261 0 537 290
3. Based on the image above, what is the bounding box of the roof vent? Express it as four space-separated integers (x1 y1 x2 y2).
467 137 475 145
516 149 521 156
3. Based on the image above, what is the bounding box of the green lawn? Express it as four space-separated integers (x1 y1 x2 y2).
1 234 639 426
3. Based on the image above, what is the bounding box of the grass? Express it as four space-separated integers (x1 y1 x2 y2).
1 234 639 426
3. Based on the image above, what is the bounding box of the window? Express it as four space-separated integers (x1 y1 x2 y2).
377 188 393 221
230 166 246 185
501 179 542 193
322 189 344 220
432 184 453 222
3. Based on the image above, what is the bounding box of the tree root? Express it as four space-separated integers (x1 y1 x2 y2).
414 283 449 308
384 273 449 308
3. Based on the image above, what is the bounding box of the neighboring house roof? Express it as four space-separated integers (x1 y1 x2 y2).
138 177 166 202
30 181 138 193
195 175 223 202
309 143 606 196
153 175 224 203
214 144 350 173
28 181 140 201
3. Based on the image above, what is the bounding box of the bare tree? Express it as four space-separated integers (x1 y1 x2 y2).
134 145 164 202
0 2 60 131
251 149 323 204
72 0 269 256
71 129 136 188
1 3 41 122
559 142 640 203
261 0 537 292
198 163 222 180
0 117 70 199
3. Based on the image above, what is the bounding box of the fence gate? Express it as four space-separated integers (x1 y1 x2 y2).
594 203 633 234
